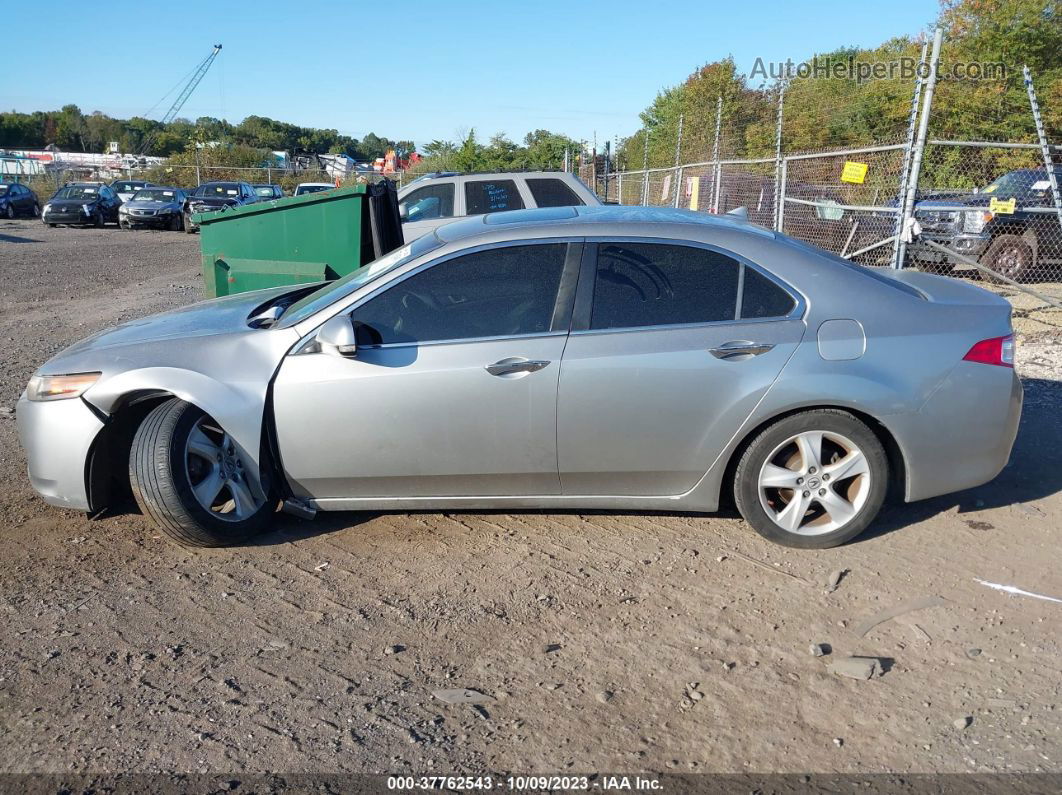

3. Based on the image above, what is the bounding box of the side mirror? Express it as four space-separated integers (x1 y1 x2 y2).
316 315 357 357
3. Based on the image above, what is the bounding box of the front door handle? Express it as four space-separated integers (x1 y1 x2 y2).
485 357 551 377
709 340 775 360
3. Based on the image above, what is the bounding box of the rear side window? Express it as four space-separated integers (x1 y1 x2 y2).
400 183 455 221
741 267 796 318
526 178 584 208
464 180 525 214
353 243 567 344
590 243 740 330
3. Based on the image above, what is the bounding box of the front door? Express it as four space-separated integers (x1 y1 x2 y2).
557 241 805 496
273 241 580 500
400 182 458 241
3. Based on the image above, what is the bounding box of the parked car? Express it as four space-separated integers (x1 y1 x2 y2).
118 186 188 231
397 170 600 241
41 182 122 227
111 179 155 203
0 182 40 218
16 206 1021 550
183 181 259 233
252 184 285 201
910 167 1062 282
293 182 335 197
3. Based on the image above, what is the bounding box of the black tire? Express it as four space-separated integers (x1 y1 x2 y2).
982 234 1033 284
5 204 13 219
129 399 275 547
32 202 40 218
47 223 57 227
169 213 181 232
733 409 888 549
119 219 130 230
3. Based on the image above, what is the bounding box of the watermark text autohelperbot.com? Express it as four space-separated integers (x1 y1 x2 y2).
750 56 1007 83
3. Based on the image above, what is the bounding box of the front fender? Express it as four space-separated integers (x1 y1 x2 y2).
85 367 268 472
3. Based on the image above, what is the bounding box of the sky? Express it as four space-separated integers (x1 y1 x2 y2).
1 0 940 150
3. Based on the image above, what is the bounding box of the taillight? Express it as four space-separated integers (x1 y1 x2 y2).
963 334 1014 368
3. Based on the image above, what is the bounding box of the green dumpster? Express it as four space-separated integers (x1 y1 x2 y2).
196 181 403 297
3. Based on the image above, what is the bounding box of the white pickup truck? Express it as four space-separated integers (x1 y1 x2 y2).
397 171 601 240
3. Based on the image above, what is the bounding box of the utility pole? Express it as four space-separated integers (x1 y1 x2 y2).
772 84 786 229
891 39 930 267
710 96 722 213
641 131 650 206
672 114 684 208
1024 65 1062 233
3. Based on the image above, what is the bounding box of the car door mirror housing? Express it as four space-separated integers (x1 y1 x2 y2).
316 315 358 357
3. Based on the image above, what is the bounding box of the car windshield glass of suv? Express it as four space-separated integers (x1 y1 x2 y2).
133 189 176 202
280 233 443 327
981 172 1042 198
114 182 143 193
55 186 98 200
0 185 8 196
296 185 330 195
196 184 240 197
255 187 276 197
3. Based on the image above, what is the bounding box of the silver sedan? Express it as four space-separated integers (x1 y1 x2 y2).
16 206 1022 549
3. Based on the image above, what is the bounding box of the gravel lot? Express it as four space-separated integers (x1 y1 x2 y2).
1 218 1061 779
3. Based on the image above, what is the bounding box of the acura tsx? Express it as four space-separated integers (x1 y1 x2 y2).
17 206 1022 549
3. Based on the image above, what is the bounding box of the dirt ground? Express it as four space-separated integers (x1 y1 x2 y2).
0 218 1060 779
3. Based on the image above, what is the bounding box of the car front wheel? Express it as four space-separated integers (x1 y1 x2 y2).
129 399 275 547
734 409 888 549
982 234 1033 283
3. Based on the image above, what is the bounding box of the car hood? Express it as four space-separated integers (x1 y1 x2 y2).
123 199 180 211
44 286 303 367
48 197 95 208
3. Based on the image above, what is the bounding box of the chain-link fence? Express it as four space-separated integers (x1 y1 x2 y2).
594 32 1062 317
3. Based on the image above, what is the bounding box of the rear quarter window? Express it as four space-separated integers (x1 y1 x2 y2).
741 267 796 318
525 178 584 208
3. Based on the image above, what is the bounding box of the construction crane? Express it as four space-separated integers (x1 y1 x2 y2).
136 44 223 156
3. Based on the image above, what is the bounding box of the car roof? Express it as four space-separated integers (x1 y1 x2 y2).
434 205 775 244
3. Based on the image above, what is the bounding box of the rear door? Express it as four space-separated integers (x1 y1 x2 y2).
557 240 805 496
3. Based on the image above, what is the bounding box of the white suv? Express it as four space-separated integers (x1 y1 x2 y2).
397 171 600 240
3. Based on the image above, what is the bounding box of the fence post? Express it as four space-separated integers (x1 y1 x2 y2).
895 27 942 269
641 131 650 206
603 140 611 203
710 97 722 212
618 170 623 205
777 157 789 233
1024 65 1062 233
773 83 786 230
672 115 684 208
891 39 930 268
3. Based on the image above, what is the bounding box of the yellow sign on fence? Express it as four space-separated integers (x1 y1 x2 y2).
841 161 869 184
989 197 1016 215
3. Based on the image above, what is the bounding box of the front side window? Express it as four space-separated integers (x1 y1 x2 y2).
352 243 567 345
400 183 454 221
526 178 584 208
464 180 525 215
590 243 741 330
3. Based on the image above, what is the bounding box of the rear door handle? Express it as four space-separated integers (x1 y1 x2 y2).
485 357 551 377
709 340 775 360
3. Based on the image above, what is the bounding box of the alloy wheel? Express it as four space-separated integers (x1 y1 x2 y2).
757 430 871 536
184 418 265 521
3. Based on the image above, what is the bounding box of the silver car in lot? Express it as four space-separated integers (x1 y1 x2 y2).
16 206 1022 549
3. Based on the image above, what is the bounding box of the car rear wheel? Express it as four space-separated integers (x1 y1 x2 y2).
93 211 104 228
4 205 13 219
982 234 1033 283
129 398 275 547
169 213 182 232
32 202 40 218
734 409 888 549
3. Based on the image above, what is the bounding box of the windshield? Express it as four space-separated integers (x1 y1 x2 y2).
114 182 145 192
133 188 178 202
194 183 241 197
981 171 1044 198
295 184 331 195
0 185 8 196
280 234 443 327
254 186 277 197
55 186 99 200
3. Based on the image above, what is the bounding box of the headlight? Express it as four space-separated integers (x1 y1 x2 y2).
963 210 992 233
27 372 101 402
